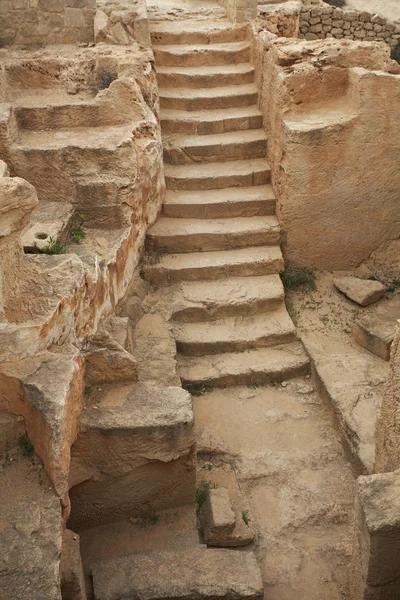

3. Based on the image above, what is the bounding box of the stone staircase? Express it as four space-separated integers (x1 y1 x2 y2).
144 18 310 388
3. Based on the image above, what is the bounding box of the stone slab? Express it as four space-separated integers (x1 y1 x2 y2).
201 487 236 543
91 547 263 600
333 276 385 307
353 313 396 361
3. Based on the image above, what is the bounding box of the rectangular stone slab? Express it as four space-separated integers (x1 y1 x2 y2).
353 314 396 361
91 547 263 600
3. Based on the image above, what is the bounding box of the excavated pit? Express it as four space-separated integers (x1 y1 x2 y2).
1 1 400 599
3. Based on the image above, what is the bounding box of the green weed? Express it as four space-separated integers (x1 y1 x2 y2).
280 266 316 291
40 237 66 255
195 480 213 514
137 509 160 528
242 510 250 526
181 381 213 397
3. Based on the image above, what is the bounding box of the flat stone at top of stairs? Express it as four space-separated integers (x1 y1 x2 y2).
147 216 280 252
161 106 262 135
173 308 297 355
15 124 134 151
150 20 249 44
143 245 284 284
163 185 275 218
91 547 263 600
178 342 310 386
168 274 284 321
164 158 270 190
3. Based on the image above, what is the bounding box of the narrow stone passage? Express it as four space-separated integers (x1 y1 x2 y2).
143 15 356 600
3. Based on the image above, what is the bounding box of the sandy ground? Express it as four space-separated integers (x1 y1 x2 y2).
194 379 354 600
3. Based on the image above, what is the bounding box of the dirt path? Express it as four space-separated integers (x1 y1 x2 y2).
194 379 355 599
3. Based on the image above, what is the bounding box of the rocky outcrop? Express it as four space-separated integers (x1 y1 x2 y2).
252 35 400 270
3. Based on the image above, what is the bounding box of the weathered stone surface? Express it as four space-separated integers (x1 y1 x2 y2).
0 348 84 507
350 469 400 600
353 313 396 360
254 36 400 270
333 277 385 306
0 451 62 600
84 331 138 384
91 547 264 600
375 323 400 473
68 383 195 530
21 201 74 252
303 337 388 473
0 160 9 177
200 487 236 546
61 529 87 600
0 176 38 237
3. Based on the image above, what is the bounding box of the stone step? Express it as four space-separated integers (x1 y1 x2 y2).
142 245 284 284
14 101 104 131
154 41 251 67
170 275 284 322
13 126 137 205
163 129 267 165
173 309 297 355
150 20 249 45
159 84 258 111
91 547 263 600
147 216 280 253
178 342 310 386
157 63 255 88
68 383 195 531
162 185 276 218
161 106 262 135
165 158 270 190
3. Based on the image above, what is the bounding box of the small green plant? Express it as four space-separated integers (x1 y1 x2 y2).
181 382 213 397
97 70 117 91
84 386 93 397
18 434 34 457
70 213 86 244
242 510 250 526
195 480 213 514
40 236 66 255
137 509 160 528
280 266 316 291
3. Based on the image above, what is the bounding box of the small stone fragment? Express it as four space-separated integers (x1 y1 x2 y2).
200 487 236 547
333 276 385 306
353 314 396 361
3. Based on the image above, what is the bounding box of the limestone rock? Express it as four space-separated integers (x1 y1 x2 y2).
0 453 62 600
61 530 87 600
91 547 264 600
103 315 132 353
353 313 396 360
84 331 138 384
196 425 233 459
333 276 385 306
350 469 400 600
0 160 9 177
200 487 236 545
0 177 38 237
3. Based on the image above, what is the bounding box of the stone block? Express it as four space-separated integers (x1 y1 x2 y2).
61 530 87 600
91 547 264 600
68 383 195 530
64 7 86 27
333 277 385 307
353 314 396 361
0 160 9 177
350 470 400 599
201 487 236 543
0 177 38 237
84 331 138 385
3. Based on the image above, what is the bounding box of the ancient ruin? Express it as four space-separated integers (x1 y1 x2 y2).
0 0 399 597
